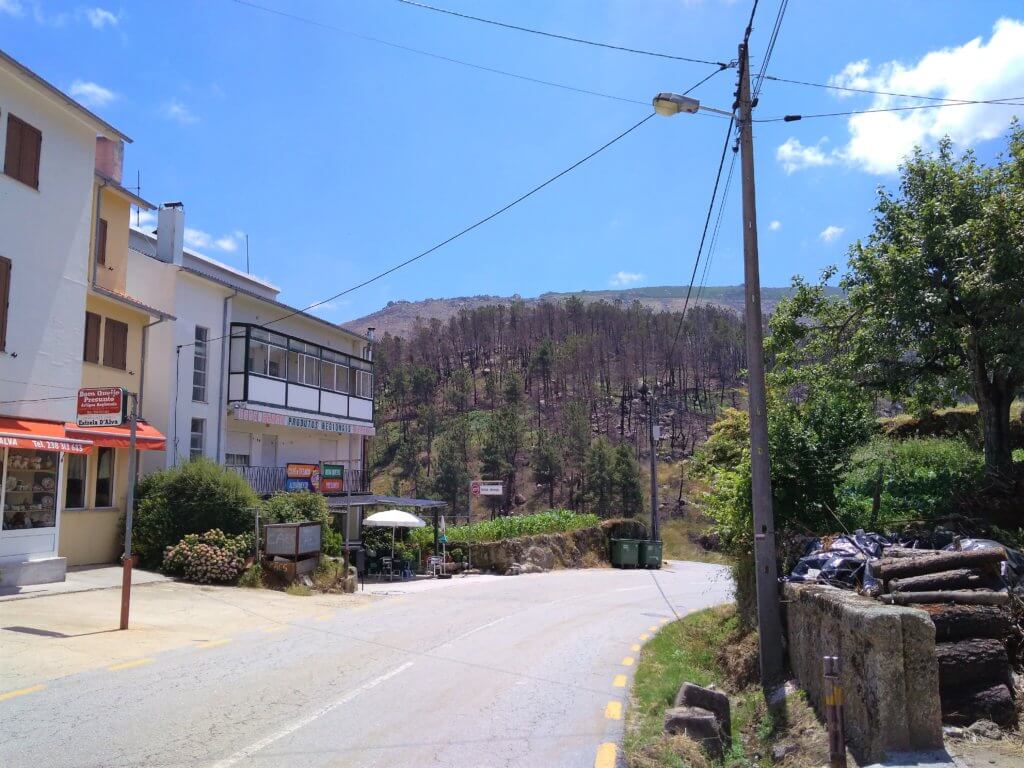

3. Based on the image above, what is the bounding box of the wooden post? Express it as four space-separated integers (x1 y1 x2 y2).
823 656 847 768
119 391 138 631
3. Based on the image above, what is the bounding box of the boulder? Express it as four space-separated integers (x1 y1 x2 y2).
504 564 522 576
663 706 723 759
519 562 544 574
771 743 798 762
673 683 731 746
965 719 1002 740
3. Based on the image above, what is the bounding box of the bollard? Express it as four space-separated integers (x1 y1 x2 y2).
823 655 847 768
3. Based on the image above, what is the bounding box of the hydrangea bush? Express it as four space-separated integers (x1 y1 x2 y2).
163 529 252 584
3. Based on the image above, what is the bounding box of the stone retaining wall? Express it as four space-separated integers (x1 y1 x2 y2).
783 582 943 763
469 519 646 573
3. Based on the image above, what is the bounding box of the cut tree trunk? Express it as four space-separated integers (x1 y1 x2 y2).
873 548 1006 580
888 568 1001 593
935 638 1008 688
970 345 1015 478
941 682 1016 727
880 590 1009 606
923 604 1012 641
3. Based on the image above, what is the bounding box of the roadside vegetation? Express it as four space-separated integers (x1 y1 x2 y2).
625 606 826 768
409 509 598 547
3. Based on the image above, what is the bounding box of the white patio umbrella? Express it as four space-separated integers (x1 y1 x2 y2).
363 509 426 560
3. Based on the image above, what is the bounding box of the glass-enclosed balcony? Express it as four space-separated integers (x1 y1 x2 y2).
227 323 373 422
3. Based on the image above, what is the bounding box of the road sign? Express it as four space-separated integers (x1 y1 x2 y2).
471 480 503 497
76 387 126 427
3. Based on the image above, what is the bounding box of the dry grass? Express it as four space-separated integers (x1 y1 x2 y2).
284 583 312 597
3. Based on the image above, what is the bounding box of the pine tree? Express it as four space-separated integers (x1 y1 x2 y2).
583 437 615 517
431 432 470 515
613 442 644 518
532 429 564 507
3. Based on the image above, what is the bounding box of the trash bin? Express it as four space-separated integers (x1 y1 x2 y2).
638 540 663 569
610 538 640 568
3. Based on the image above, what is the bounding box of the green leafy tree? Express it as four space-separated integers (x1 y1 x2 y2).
431 431 471 515
532 429 564 506
446 368 472 413
480 406 523 513
410 365 437 406
564 400 591 508
395 432 423 495
503 372 523 407
771 127 1024 478
612 442 645 517
418 403 441 476
583 437 615 517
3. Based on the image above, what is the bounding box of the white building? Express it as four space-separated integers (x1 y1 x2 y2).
128 206 375 501
0 50 132 585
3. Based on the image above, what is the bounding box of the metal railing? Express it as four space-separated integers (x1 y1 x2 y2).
228 465 370 496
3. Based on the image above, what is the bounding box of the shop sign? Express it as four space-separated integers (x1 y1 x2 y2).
471 480 503 497
320 463 345 494
76 387 126 427
285 463 320 493
232 407 375 436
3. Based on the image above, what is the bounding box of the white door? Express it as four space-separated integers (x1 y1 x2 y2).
260 435 278 466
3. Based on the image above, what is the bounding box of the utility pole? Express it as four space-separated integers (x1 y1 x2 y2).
737 41 784 685
647 387 659 542
120 391 139 630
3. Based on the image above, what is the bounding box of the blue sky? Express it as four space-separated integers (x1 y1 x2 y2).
3 1 1024 324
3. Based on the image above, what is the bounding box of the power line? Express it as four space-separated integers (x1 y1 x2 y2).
665 114 738 365
695 149 738 305
176 110 659 352
0 395 77 406
0 377 80 391
392 0 731 67
227 0 648 107
757 96 1024 122
763 74 1021 105
752 0 788 102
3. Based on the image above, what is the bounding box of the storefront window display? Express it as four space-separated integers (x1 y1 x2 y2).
2 448 59 530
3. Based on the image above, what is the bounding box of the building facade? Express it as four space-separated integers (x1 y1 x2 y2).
0 51 139 585
128 208 375 531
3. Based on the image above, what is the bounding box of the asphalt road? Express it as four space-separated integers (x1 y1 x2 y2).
0 561 731 768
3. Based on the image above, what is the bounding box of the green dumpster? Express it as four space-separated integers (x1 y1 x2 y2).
638 540 663 569
610 538 640 568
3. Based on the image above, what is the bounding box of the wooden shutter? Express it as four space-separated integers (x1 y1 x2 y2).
103 318 128 370
84 311 101 363
4 115 41 189
0 257 10 352
96 218 108 266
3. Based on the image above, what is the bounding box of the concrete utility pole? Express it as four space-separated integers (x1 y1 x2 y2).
647 387 659 542
737 41 784 685
120 391 139 630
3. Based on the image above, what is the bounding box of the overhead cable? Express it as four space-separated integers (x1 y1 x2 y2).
758 96 1024 123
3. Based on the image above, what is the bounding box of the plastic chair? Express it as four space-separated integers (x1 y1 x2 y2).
427 555 443 577
381 557 394 581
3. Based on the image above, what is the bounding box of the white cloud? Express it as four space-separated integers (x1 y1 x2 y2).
768 220 781 231
85 7 117 28
133 209 156 229
832 18 1024 174
609 271 644 287
161 100 199 125
0 0 24 17
184 227 246 254
776 137 835 174
819 225 845 243
69 79 116 108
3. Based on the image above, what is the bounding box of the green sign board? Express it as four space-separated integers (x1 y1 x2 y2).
321 463 344 478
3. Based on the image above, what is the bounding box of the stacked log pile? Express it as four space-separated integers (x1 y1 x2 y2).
873 546 1016 726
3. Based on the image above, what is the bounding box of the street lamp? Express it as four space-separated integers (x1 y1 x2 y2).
652 47 785 690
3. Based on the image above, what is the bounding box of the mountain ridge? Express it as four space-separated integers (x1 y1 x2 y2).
342 284 838 338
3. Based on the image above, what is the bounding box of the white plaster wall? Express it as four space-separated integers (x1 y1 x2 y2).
0 67 97 421
231 295 367 358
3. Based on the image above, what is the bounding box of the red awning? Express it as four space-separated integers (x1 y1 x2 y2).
0 417 93 454
65 420 167 451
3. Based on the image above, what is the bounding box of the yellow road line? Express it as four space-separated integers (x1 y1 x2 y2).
604 701 623 720
621 656 634 667
262 626 287 634
630 643 640 652
639 633 649 641
0 684 45 702
314 614 332 621
613 674 627 688
108 658 153 672
594 742 617 768
196 639 232 649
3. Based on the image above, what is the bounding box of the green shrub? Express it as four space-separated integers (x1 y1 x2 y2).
409 509 599 549
837 437 985 526
133 459 259 567
163 529 251 583
237 563 264 588
262 491 340 555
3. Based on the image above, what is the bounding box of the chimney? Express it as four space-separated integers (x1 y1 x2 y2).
157 203 185 266
95 137 123 183
364 326 376 361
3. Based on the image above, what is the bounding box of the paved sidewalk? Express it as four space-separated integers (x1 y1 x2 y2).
0 564 169 601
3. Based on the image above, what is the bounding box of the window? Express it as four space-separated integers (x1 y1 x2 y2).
103 318 128 369
229 326 245 373
65 454 87 509
355 370 373 399
4 114 42 189
94 447 114 508
247 328 286 379
224 453 250 467
192 326 208 402
0 255 10 352
83 311 101 363
3 449 59 529
319 350 349 393
96 218 108 266
190 418 205 460
287 340 320 387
